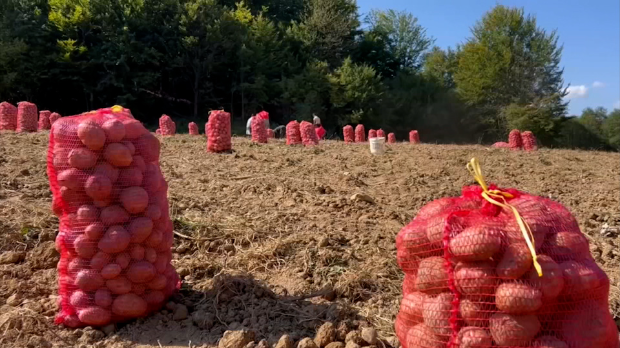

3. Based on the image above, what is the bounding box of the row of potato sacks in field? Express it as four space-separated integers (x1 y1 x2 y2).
394 170 618 347
493 130 538 151
49 107 179 328
0 101 62 131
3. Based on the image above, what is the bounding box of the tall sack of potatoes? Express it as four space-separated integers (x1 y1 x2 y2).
39 110 52 130
521 131 538 151
50 112 62 125
509 129 523 150
343 125 354 143
300 121 318 146
159 115 176 136
286 121 302 145
48 107 179 328
368 129 377 139
354 124 365 142
206 110 232 153
377 129 385 138
188 122 199 135
409 130 420 144
16 101 38 132
0 101 17 131
395 158 618 348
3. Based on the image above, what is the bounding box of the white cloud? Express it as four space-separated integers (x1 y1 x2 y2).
565 85 589 99
614 100 620 109
592 81 605 88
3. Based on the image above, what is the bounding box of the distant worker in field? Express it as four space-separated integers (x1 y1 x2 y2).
313 114 325 139
313 114 321 126
246 115 253 136
246 111 270 136
273 125 286 138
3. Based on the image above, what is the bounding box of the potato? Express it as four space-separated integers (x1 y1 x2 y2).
544 231 590 262
527 255 564 300
145 227 163 248
127 261 156 284
74 234 97 258
122 119 147 139
132 283 147 295
100 205 130 226
78 306 112 326
120 186 149 214
455 261 497 296
101 263 122 280
62 314 82 328
143 164 164 195
69 148 98 169
69 290 91 308
77 205 99 223
154 252 170 273
101 119 126 142
104 143 133 167
85 222 105 240
532 336 568 348
85 174 112 201
77 121 106 150
98 225 131 254
459 297 492 327
417 197 455 219
57 168 87 191
128 217 153 243
60 187 89 208
75 270 105 292
496 243 532 279
422 293 453 336
90 251 111 271
53 148 71 168
560 300 618 348
456 327 492 348
405 324 446 348
489 313 540 346
112 293 148 318
144 204 162 221
495 282 542 314
134 132 161 162
425 212 452 247
94 162 119 183
130 244 145 260
95 289 112 308
143 290 165 307
560 260 607 298
122 140 135 155
399 292 427 324
116 253 131 270
132 155 146 172
416 256 449 294
394 314 411 348
147 274 167 290
144 247 157 263
397 222 438 271
505 214 549 251
449 225 502 262
402 273 417 295
106 276 132 294
118 167 143 187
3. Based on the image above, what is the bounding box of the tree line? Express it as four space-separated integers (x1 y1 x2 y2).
0 0 617 149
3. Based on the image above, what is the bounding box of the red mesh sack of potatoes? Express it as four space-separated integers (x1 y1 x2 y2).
48 109 180 328
50 112 62 125
300 120 319 146
492 142 510 148
155 129 161 135
159 115 175 136
207 110 231 153
16 101 38 133
521 131 538 152
388 133 396 144
0 101 17 131
369 129 377 139
409 130 420 144
251 115 268 143
509 129 522 150
188 122 199 135
343 125 354 143
355 125 365 142
267 129 275 139
394 158 618 348
286 121 302 145
39 110 52 131
377 129 385 138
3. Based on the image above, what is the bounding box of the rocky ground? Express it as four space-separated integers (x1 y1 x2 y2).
0 133 619 348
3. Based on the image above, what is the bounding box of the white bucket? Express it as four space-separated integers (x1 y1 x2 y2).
369 137 386 155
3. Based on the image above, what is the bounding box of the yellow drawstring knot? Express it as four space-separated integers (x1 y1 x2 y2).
466 158 543 277
111 105 124 113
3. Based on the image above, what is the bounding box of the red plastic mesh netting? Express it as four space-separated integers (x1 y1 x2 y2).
159 115 176 136
206 110 232 153
394 161 618 348
39 110 52 130
509 129 522 150
409 130 420 144
377 129 385 138
300 121 319 146
286 121 302 145
188 122 199 135
267 129 275 139
492 142 510 149
355 125 365 143
343 125 354 143
0 101 17 131
50 112 62 125
16 101 38 133
48 108 180 328
388 133 396 144
521 131 538 152
251 115 268 143
369 129 377 139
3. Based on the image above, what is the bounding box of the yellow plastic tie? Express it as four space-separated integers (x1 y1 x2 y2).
111 105 124 113
466 158 543 277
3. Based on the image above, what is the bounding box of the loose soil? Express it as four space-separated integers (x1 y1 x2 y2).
0 133 618 348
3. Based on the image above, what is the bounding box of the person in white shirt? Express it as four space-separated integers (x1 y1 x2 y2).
313 114 321 126
246 116 254 136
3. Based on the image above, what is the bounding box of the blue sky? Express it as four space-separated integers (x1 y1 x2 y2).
356 0 620 115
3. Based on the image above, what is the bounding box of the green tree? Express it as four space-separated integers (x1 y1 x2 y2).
454 5 567 136
602 109 620 149
366 9 433 71
281 61 331 121
579 106 607 137
423 46 459 89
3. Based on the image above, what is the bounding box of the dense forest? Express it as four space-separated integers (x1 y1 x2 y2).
1 0 618 148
